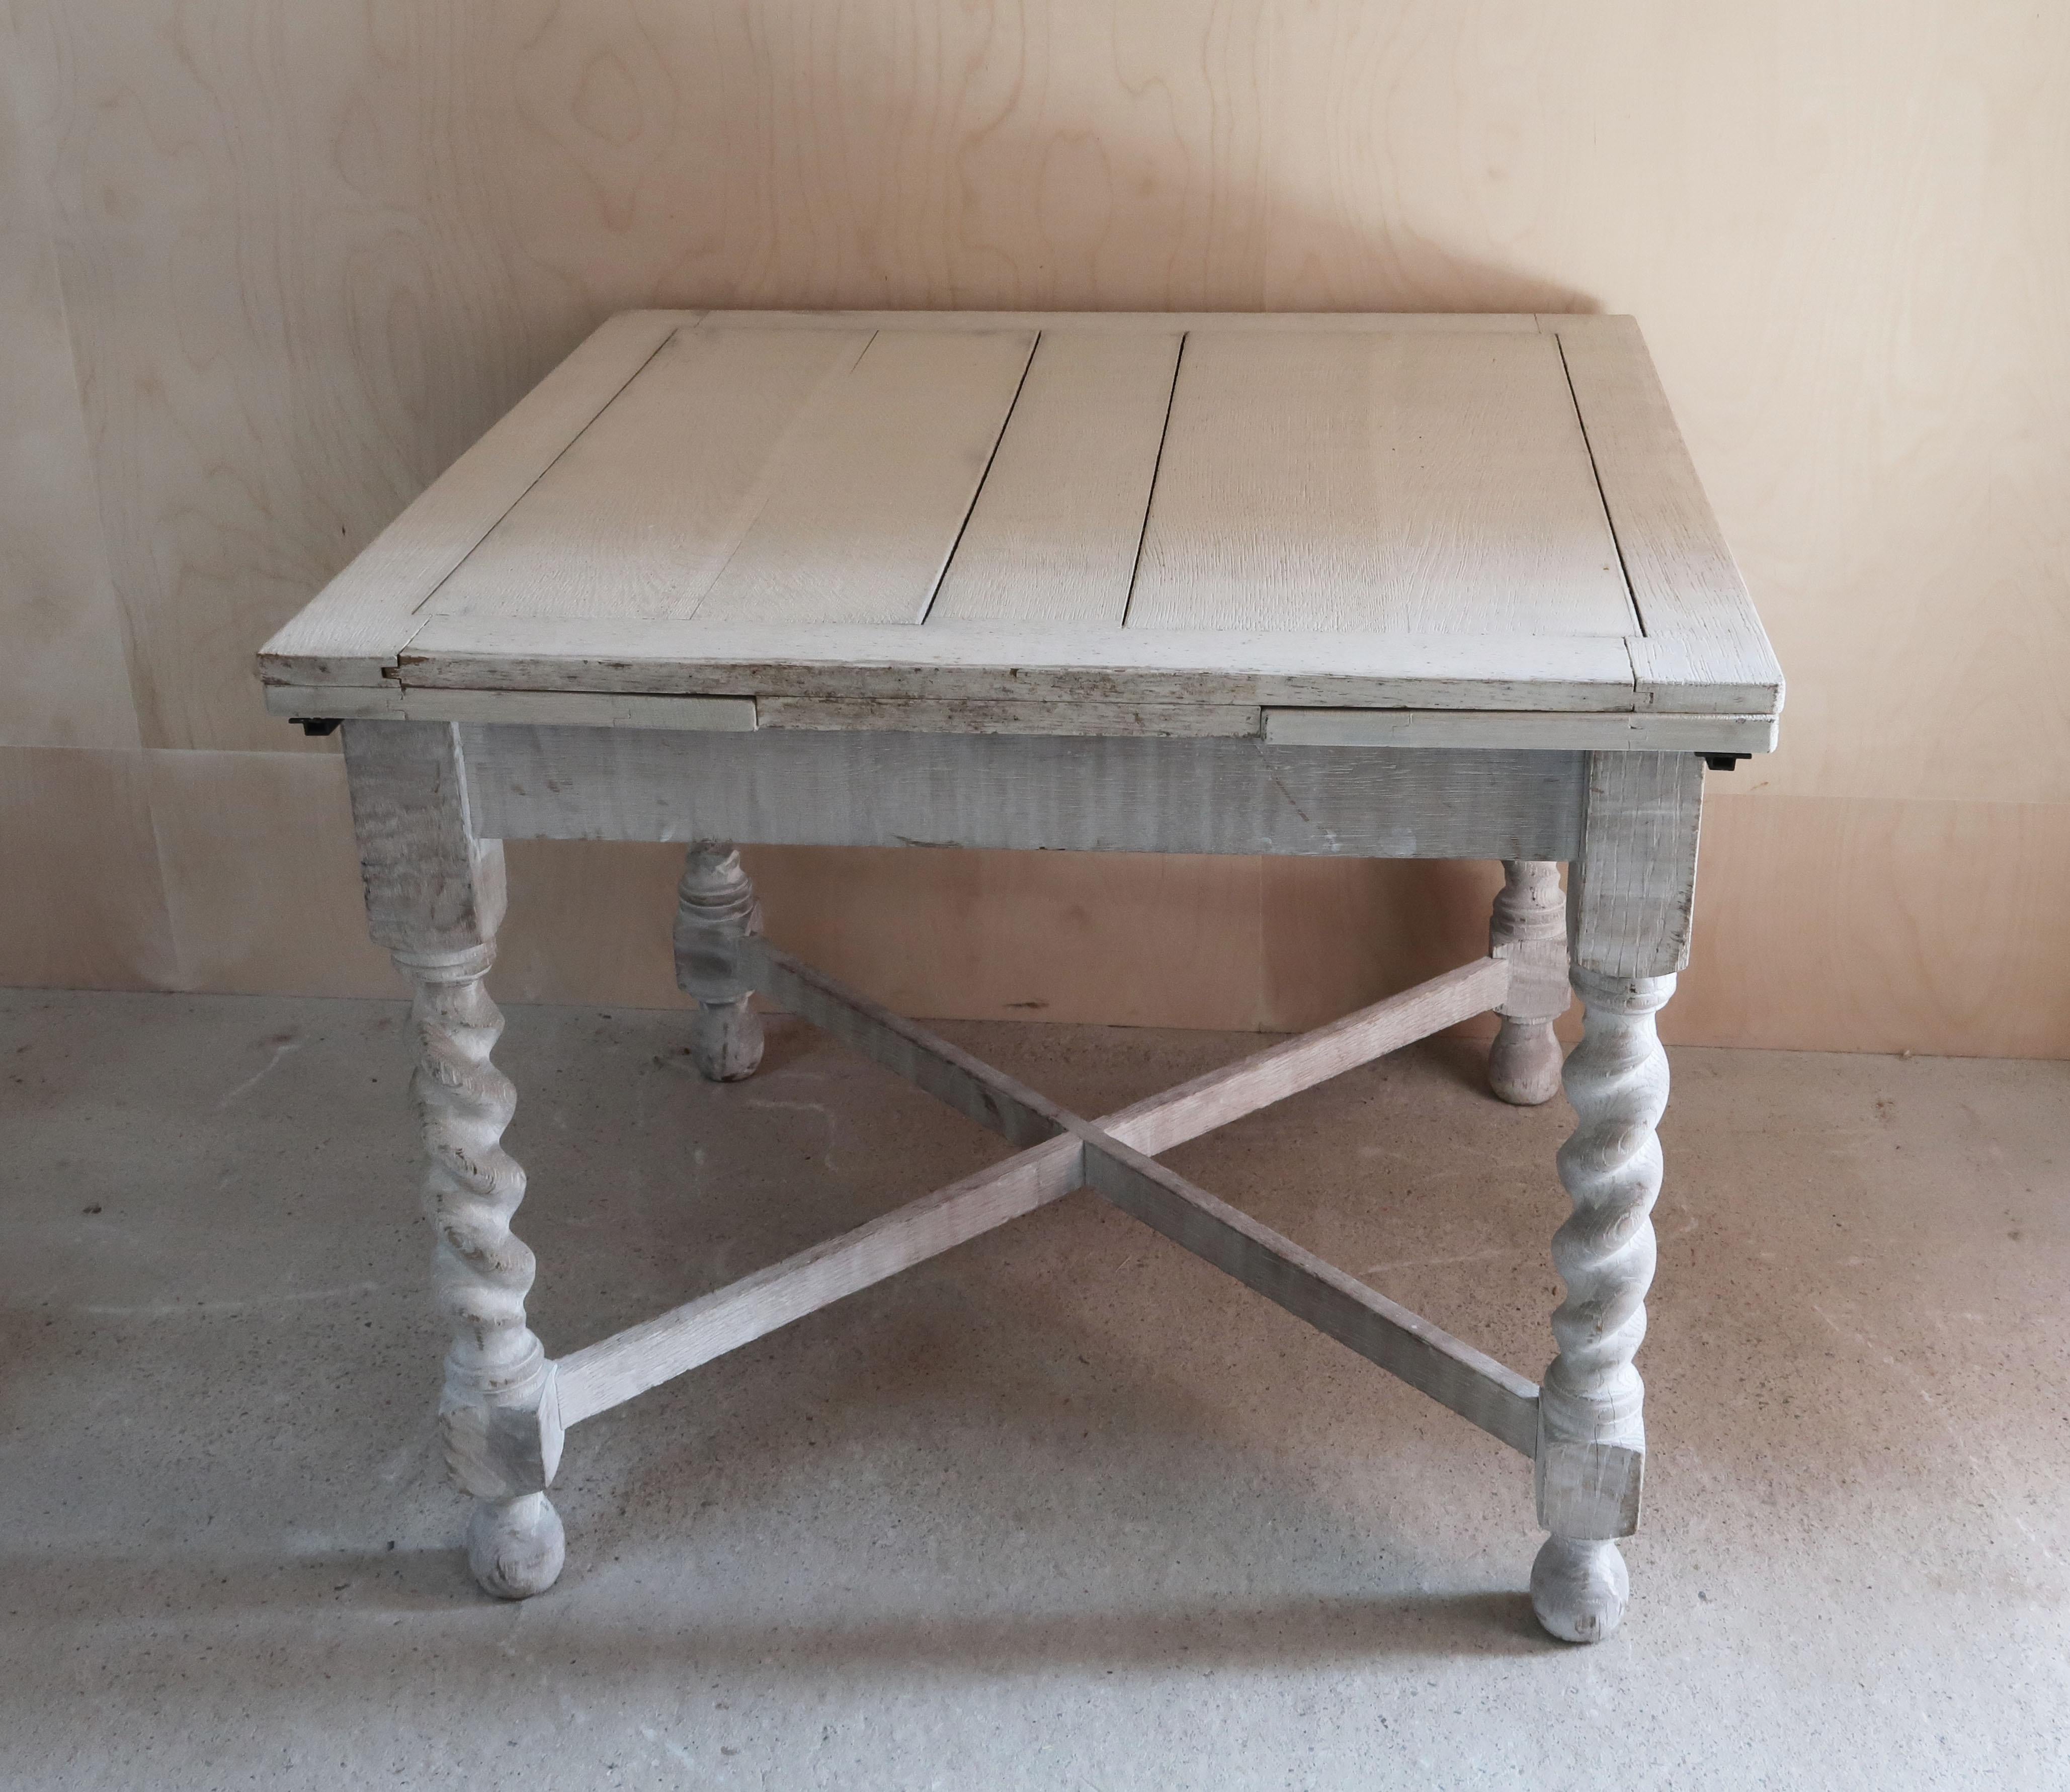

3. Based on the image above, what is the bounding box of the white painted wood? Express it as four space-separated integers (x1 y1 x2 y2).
554 955 1512 1425
1263 707 1775 754
673 845 765 1082
1550 315 1785 715
754 697 1260 738
430 325 873 621
928 331 1183 626
1531 966 1675 1643
342 719 564 1599
1127 332 1634 635
258 308 1781 792
257 311 688 682
687 328 1038 625
1487 861 1569 1105
393 618 1641 711
1567 751 1707 979
458 725 1588 861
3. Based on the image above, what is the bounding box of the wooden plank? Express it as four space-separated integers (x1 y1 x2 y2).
417 692 755 731
428 326 873 621
928 331 1183 626
262 685 757 731
1567 750 1706 978
459 725 1588 860
749 943 1064 1148
1108 957 1510 1154
688 329 1039 625
396 618 1640 711
555 1137 1084 1424
755 697 1259 738
1081 1135 1539 1455
552 954 1513 1425
1264 707 1775 754
256 311 689 683
1127 332 1635 636
702 311 1541 335
1550 316 1785 715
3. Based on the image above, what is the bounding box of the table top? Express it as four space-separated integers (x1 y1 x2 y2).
261 311 1781 754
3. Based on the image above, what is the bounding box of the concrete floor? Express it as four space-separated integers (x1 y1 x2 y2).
3 990 2067 1789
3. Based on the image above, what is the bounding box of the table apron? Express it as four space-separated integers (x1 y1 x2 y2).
458 723 1586 860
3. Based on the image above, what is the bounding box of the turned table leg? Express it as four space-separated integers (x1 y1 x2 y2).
1488 860 1569 1105
675 843 765 1081
1529 753 1703 1643
345 721 564 1599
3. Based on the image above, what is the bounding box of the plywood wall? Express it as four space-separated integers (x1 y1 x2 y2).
5 1 2068 1055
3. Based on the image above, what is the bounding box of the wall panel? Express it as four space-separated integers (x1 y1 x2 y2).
4 3 2067 1056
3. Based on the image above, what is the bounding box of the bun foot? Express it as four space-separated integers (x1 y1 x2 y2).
1530 1535 1629 1643
467 1492 565 1599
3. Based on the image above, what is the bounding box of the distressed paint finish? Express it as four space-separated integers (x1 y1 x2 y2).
345 719 563 1599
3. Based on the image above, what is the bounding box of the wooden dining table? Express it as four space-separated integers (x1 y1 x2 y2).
259 307 1782 1643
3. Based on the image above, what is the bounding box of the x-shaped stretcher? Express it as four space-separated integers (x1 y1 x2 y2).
538 943 1622 1528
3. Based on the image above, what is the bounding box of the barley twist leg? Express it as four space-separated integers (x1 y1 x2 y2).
398 944 564 1599
1530 967 1673 1642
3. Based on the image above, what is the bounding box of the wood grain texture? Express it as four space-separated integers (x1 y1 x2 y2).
685 328 1037 625
429 325 870 622
268 309 1775 738
393 619 1640 711
1264 709 1775 755
459 725 1587 862
267 689 759 732
928 330 1182 625
341 721 505 955
754 697 1260 739
0 37 139 750
1129 332 1633 635
1568 752 1706 980
1082 1127 1539 1455
0 746 179 988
